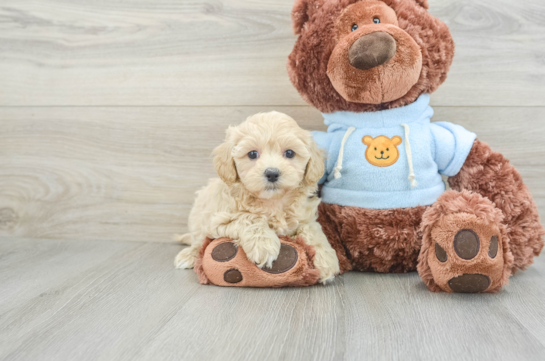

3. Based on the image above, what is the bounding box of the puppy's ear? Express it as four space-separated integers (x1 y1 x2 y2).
213 128 238 185
304 137 325 186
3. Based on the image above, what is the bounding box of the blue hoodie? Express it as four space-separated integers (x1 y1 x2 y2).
312 94 477 209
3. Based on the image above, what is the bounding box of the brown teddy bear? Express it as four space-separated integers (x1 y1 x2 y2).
287 0 544 292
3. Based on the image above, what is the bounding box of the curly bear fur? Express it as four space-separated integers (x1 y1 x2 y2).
288 0 544 292
288 0 454 113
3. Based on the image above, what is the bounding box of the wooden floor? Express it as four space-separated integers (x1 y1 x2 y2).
0 238 544 361
1 0 545 360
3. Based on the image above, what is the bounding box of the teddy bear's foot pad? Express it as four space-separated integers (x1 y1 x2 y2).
218 243 298 283
194 237 320 288
447 273 491 293
440 230 497 292
428 214 505 293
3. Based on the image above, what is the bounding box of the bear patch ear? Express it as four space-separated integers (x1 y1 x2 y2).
392 136 402 146
292 0 310 35
415 0 429 9
362 136 374 146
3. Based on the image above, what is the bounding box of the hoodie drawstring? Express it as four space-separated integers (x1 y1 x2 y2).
401 123 418 188
334 127 356 179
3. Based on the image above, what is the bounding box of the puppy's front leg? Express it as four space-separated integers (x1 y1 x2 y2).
297 222 340 283
213 217 281 268
237 221 282 269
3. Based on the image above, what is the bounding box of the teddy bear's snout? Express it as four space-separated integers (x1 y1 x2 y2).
348 32 397 71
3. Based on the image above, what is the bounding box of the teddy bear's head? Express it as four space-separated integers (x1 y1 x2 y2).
287 0 454 113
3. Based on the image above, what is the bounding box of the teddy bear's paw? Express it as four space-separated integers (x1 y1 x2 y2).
427 213 506 293
196 237 320 287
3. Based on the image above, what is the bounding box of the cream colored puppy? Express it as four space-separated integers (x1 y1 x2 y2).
174 111 339 283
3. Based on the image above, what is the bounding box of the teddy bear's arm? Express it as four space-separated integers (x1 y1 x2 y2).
448 139 545 271
430 122 476 177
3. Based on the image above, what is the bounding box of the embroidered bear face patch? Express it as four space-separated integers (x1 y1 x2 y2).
362 135 402 167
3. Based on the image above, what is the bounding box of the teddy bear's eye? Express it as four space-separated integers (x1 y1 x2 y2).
248 150 259 159
373 18 380 24
351 24 358 32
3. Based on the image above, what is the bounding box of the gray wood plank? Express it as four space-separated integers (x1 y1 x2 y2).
0 238 138 311
1 0 544 106
342 259 545 361
1 106 544 243
136 279 346 361
0 238 544 361
0 239 202 361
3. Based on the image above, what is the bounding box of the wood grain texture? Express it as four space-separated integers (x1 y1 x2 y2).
1 0 544 359
1 0 545 106
0 106 544 243
0 238 544 361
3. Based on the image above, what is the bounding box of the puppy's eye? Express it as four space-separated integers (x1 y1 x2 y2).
351 24 358 32
373 18 380 24
284 150 296 159
248 151 259 159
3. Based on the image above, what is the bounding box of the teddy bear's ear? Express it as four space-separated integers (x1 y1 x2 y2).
414 0 429 10
292 0 311 35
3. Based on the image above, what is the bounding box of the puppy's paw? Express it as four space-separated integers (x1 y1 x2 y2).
313 246 340 284
174 246 199 269
243 235 282 269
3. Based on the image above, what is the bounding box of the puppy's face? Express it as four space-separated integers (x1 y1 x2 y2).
213 112 324 199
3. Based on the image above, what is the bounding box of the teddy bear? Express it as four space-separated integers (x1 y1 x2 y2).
286 0 544 292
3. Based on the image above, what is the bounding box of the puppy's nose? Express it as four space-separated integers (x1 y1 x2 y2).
264 168 280 183
349 32 397 70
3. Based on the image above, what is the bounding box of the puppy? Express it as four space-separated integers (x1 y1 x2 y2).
174 111 340 283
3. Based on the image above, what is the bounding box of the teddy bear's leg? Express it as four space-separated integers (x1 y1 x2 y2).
193 236 320 288
318 202 428 273
449 140 545 272
418 190 513 293
317 203 353 273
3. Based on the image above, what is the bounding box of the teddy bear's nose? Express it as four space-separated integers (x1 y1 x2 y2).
348 32 397 71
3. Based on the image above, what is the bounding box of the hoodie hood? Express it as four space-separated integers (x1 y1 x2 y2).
322 94 433 130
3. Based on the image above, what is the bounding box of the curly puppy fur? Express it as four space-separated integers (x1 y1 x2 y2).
174 112 340 283
288 0 454 113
